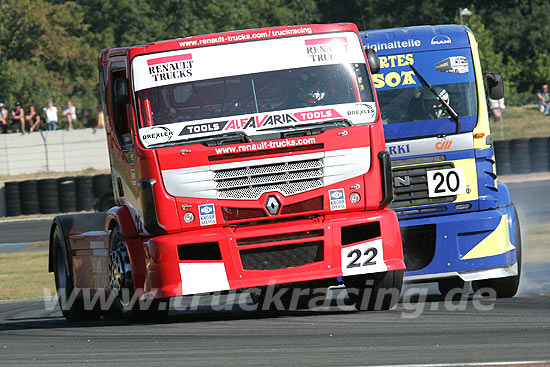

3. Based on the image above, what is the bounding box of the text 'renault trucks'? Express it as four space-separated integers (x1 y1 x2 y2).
49 23 405 322
362 25 521 297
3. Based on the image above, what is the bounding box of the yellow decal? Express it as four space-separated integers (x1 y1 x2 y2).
461 214 515 260
373 53 417 89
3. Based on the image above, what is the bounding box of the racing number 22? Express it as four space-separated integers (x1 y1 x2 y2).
347 247 377 268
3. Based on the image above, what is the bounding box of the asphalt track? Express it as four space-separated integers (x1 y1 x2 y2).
0 180 548 366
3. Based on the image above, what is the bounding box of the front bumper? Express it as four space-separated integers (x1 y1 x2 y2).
141 209 404 299
399 205 518 282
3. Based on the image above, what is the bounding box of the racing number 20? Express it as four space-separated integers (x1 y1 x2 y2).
347 247 377 268
433 170 460 194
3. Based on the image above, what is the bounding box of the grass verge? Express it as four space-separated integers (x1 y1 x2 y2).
493 105 550 141
0 251 54 300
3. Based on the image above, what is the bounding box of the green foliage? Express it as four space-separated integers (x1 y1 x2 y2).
0 0 546 124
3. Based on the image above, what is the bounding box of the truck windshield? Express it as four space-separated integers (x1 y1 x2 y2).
376 81 477 125
136 63 374 128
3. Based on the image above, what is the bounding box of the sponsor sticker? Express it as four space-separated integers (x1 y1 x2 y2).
140 126 174 145
329 189 346 211
198 204 216 226
343 103 376 124
431 35 452 46
147 53 194 83
305 37 349 63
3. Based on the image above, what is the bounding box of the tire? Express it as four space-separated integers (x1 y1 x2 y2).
472 207 521 298
5 181 22 217
109 226 168 323
52 225 101 321
344 270 403 311
437 277 467 296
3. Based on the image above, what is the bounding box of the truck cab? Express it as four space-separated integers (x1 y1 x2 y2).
362 25 520 297
50 24 405 322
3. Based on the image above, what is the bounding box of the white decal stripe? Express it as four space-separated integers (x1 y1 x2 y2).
387 132 474 158
133 32 364 92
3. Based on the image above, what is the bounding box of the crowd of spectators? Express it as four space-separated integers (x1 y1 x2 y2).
0 100 104 134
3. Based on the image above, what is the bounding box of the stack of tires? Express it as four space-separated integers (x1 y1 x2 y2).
4 181 21 217
75 176 95 211
58 177 76 213
529 137 549 172
19 180 40 215
37 179 59 214
93 174 115 212
494 137 550 175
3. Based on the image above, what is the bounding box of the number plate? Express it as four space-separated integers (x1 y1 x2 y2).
341 238 387 276
427 167 466 197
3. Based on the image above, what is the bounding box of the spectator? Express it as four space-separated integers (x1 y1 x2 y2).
62 100 77 130
537 84 550 115
44 99 58 130
0 103 7 134
11 102 26 133
488 97 505 123
26 104 41 132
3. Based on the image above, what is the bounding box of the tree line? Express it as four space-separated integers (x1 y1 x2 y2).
0 0 547 126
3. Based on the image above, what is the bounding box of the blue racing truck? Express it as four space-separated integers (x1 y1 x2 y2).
361 25 521 297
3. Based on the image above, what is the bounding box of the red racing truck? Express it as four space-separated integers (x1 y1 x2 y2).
49 23 404 322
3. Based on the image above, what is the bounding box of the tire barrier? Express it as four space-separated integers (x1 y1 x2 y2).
493 140 512 175
3 174 115 217
19 180 40 215
75 176 95 211
529 137 549 172
38 178 59 214
5 181 22 217
494 137 550 175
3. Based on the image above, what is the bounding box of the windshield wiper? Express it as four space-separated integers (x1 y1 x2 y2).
409 64 461 133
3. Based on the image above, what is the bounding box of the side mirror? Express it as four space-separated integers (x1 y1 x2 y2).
365 48 380 74
484 72 504 100
114 78 129 105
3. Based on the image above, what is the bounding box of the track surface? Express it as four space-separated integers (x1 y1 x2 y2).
0 180 548 366
0 281 549 366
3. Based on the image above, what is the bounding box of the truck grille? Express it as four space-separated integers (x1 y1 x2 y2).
214 159 323 200
161 146 371 200
240 241 323 270
390 162 456 208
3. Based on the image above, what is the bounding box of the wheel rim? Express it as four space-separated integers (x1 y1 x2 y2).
109 229 133 309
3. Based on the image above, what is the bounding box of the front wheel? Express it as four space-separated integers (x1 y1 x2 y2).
53 225 101 321
344 270 403 311
109 225 169 323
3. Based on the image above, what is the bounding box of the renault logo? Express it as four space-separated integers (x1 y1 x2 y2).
394 176 411 187
265 196 281 216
